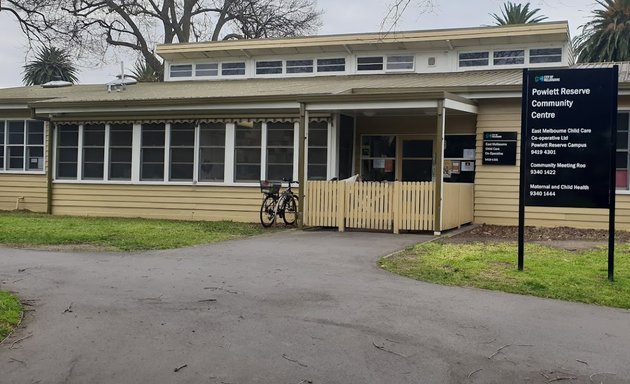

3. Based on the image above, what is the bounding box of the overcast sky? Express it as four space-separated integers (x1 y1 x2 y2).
0 0 598 88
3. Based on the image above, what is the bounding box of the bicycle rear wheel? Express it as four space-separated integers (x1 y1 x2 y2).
260 196 276 227
282 195 298 225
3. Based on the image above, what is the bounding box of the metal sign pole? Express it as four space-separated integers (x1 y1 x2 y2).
518 69 528 271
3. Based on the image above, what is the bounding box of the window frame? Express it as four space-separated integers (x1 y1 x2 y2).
169 64 193 78
529 47 563 64
357 56 385 72
386 55 415 72
52 119 330 186
316 57 347 74
286 59 314 74
616 110 630 192
221 61 247 77
458 51 491 68
255 60 284 76
0 119 46 174
493 49 525 66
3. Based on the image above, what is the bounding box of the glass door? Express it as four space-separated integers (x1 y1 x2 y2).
401 139 433 182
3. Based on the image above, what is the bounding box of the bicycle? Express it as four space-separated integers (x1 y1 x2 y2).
259 179 299 227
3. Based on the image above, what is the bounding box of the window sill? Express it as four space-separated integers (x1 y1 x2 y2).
0 171 46 175
52 180 261 187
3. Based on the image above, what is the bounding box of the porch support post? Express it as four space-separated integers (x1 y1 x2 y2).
298 103 306 229
46 121 54 215
434 100 446 235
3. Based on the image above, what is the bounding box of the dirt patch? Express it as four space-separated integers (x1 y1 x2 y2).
443 224 627 250
8 244 117 253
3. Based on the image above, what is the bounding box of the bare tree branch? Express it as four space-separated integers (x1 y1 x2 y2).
1 0 323 80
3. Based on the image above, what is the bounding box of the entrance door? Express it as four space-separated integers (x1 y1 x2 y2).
401 139 433 182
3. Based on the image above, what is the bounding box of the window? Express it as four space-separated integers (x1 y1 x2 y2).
0 121 4 170
266 122 294 181
530 48 562 64
141 123 165 181
82 124 105 179
170 122 195 181
26 121 45 171
357 56 384 71
308 121 327 180
57 124 79 179
109 123 133 180
493 50 525 65
51 119 307 185
459 52 489 67
616 113 630 189
387 55 414 71
256 61 283 75
360 135 396 182
286 59 314 74
196 63 219 77
317 58 345 73
222 62 246 76
199 123 225 182
7 121 25 170
402 139 433 182
170 64 193 78
234 122 262 182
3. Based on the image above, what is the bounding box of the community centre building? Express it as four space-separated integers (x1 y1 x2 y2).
0 21 629 233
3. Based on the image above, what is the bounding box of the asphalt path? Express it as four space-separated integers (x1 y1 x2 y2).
0 230 629 384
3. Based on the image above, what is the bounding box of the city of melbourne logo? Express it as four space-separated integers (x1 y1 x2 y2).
534 75 561 83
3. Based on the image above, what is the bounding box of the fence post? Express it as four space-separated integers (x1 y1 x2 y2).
393 181 400 234
337 182 345 232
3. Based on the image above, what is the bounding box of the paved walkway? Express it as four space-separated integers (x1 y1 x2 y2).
0 230 628 384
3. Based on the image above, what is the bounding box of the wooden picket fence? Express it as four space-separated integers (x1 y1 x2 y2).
304 181 435 232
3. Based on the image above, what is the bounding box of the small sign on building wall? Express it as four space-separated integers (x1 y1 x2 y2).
482 132 517 165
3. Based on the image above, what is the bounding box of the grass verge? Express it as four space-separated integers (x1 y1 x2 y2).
0 291 22 341
0 211 273 251
380 242 630 309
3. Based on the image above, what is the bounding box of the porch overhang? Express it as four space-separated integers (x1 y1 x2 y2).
303 91 477 114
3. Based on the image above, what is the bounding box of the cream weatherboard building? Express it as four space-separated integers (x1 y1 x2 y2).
1 21 629 232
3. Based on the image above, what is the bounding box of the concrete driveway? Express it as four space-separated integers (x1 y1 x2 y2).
0 230 629 384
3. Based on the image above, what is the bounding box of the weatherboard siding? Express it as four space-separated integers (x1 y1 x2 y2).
51 184 262 222
474 97 630 230
0 124 50 213
0 174 48 212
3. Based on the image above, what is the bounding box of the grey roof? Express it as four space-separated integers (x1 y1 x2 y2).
572 62 630 83
0 70 524 106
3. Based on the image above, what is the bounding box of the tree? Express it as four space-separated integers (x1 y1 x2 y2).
22 46 79 86
381 0 435 33
131 59 160 82
2 0 322 80
574 0 630 63
490 2 548 25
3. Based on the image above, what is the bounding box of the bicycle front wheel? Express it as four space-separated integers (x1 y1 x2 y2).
282 195 298 225
260 196 276 227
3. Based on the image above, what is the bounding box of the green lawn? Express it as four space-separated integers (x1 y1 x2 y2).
0 291 22 341
380 242 630 309
0 211 271 251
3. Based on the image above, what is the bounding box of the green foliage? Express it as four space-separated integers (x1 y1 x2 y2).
130 59 161 82
381 242 630 309
0 291 22 341
0 212 269 251
22 46 79 86
575 0 630 62
490 1 548 25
